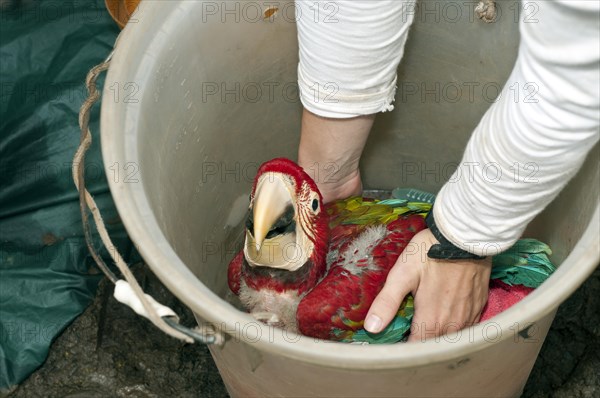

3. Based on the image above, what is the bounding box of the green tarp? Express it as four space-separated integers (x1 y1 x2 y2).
0 0 137 390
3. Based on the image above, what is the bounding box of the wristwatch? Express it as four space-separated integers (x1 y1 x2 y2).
425 209 486 260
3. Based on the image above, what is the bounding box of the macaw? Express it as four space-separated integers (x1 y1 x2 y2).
228 158 555 343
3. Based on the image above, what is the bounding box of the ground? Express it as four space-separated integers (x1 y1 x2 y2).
8 265 599 397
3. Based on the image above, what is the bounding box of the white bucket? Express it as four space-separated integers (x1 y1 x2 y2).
101 1 600 396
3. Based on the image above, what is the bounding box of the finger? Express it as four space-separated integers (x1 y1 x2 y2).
408 301 451 342
408 298 469 343
469 286 489 325
469 299 485 325
408 296 482 342
364 268 416 333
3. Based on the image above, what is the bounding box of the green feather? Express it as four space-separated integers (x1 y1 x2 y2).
501 238 552 256
340 297 414 344
329 196 430 228
491 239 555 288
377 198 409 207
347 314 412 344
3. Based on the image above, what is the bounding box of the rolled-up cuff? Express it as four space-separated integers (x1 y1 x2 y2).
298 65 398 118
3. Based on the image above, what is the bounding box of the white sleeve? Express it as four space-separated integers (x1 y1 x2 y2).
296 0 416 118
434 0 600 256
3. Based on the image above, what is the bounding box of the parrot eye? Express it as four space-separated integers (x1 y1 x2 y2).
311 199 319 212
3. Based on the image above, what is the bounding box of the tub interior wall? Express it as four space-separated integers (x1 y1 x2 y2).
134 2 598 297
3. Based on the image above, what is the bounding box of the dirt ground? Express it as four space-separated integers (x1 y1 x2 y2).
8 264 599 398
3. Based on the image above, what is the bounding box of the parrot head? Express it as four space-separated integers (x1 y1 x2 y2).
242 158 329 292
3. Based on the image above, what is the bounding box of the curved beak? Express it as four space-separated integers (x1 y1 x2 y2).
251 173 293 251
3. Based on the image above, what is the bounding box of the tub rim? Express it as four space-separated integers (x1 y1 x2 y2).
100 0 600 370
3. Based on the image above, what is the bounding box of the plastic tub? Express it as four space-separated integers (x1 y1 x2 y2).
100 1 599 396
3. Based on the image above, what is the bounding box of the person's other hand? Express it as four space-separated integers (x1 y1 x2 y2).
364 229 492 342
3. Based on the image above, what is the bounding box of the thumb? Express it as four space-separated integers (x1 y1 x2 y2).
364 265 418 334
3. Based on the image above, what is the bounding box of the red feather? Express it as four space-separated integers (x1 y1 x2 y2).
297 215 426 340
481 280 534 321
252 158 322 204
228 251 244 295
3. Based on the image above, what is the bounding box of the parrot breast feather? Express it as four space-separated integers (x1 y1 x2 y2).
297 211 427 341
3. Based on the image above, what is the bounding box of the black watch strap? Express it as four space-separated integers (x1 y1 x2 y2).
425 210 486 260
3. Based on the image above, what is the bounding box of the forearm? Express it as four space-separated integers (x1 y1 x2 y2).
296 1 416 201
435 0 600 256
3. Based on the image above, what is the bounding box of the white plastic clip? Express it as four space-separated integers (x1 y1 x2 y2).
114 280 179 322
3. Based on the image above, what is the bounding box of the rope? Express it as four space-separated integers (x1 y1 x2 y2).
73 52 197 343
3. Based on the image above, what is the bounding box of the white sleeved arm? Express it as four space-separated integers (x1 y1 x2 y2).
296 0 416 118
434 1 600 256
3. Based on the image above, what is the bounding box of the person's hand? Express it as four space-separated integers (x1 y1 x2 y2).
364 229 492 342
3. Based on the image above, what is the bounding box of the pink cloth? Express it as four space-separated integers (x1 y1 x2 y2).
480 280 534 322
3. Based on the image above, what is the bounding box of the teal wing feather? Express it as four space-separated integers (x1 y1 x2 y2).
491 238 556 288
339 297 414 344
347 314 412 344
